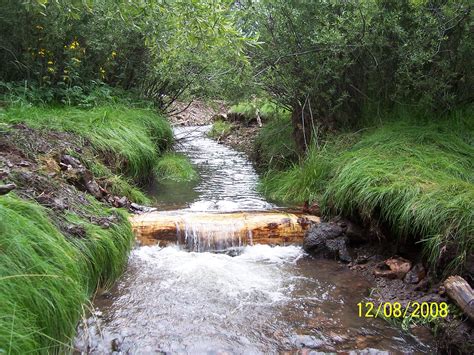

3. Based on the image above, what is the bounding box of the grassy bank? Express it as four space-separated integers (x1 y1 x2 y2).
229 99 290 124
1 105 173 181
208 120 234 140
0 194 133 353
0 104 190 352
260 113 474 272
154 153 198 182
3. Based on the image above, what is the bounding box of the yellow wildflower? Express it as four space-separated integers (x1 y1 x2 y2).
69 40 79 50
47 60 54 65
38 48 46 57
111 51 117 58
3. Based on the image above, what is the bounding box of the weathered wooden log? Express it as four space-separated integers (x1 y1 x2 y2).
0 183 16 196
129 211 320 250
444 275 474 322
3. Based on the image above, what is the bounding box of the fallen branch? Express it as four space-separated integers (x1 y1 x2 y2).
444 275 474 322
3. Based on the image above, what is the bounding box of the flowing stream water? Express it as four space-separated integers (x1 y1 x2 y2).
74 126 434 354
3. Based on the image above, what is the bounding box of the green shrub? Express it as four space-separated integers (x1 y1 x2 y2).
153 153 198 182
208 120 234 140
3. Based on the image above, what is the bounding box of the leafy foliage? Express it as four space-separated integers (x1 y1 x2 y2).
241 0 473 149
0 0 251 106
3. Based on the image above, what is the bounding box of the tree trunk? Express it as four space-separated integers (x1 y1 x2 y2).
291 102 313 154
443 275 474 322
130 210 320 249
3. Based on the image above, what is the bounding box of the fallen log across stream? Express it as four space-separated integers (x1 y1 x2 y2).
129 210 320 251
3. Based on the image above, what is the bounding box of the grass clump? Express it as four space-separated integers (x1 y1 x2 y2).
208 120 234 140
261 118 474 271
153 153 198 182
0 194 133 353
254 115 298 171
229 99 290 123
0 105 173 180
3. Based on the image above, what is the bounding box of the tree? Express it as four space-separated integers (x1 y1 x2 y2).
241 0 472 152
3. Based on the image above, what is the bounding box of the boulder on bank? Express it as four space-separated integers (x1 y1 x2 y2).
303 223 352 262
374 256 412 279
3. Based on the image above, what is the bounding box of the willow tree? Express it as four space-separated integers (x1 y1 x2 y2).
0 0 251 106
241 0 472 152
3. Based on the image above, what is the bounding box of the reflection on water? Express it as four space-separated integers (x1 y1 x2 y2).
75 246 432 353
148 126 274 212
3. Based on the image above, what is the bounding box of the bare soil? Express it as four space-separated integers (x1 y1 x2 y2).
168 100 227 126
0 124 142 238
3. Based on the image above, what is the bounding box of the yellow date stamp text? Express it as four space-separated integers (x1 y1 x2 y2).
357 301 449 319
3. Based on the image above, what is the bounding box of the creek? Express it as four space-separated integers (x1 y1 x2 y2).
74 126 433 353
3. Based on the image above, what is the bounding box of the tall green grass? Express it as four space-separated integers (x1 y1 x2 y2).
261 118 474 271
208 120 233 139
254 115 298 171
153 153 198 182
0 105 173 180
0 194 133 353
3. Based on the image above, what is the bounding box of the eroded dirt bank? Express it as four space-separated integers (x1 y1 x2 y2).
0 124 150 224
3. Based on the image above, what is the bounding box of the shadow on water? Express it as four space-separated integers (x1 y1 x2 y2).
146 178 201 211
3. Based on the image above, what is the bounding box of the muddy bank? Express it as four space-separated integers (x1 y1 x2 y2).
301 220 473 353
0 124 150 228
168 100 227 126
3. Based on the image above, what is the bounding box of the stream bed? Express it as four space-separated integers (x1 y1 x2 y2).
74 126 434 354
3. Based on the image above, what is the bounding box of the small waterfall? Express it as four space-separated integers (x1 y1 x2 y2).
175 215 251 252
131 210 320 252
